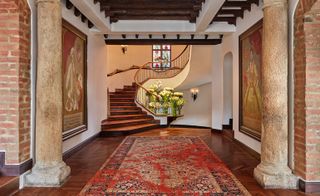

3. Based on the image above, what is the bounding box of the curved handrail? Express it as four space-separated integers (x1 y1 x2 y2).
134 45 191 116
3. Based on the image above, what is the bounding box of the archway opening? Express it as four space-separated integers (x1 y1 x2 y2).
223 52 233 128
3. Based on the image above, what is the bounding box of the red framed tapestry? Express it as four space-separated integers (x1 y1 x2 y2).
239 20 263 141
62 20 87 140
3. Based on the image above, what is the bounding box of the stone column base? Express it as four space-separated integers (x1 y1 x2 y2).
25 161 70 187
254 163 298 189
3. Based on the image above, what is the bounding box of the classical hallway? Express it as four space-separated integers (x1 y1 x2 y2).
0 0 319 194
14 128 314 195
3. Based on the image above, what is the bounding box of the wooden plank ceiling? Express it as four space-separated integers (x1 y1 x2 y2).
93 0 260 25
94 0 205 23
211 0 260 25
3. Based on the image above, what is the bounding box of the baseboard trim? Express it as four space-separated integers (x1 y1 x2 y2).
222 124 232 129
63 132 100 161
0 132 100 176
0 158 32 176
299 179 320 193
170 124 211 129
211 128 223 132
233 138 260 161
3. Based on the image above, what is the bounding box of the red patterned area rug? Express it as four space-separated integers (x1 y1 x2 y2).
79 136 251 195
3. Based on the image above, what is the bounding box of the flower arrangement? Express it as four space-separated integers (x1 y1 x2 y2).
146 81 185 116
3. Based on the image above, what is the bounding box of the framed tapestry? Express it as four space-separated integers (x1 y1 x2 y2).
62 20 87 141
239 20 263 141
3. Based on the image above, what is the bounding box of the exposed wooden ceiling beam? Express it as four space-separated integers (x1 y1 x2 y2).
105 39 222 45
70 0 111 32
111 15 193 21
196 0 225 32
100 3 197 10
219 9 244 18
212 17 237 25
105 10 197 17
223 1 251 9
211 0 260 26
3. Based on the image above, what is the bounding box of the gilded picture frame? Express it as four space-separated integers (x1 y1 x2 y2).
62 20 88 141
239 20 263 141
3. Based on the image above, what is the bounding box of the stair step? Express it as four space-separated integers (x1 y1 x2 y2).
110 91 136 95
102 118 156 129
107 114 152 120
110 102 136 106
110 106 140 110
110 95 135 99
110 98 134 102
101 123 160 135
123 87 137 90
110 110 145 115
114 89 136 93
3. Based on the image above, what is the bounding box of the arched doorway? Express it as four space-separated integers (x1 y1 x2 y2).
223 52 233 128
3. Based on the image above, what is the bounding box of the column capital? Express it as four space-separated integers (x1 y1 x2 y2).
263 0 287 9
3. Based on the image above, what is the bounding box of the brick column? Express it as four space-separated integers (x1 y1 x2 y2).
294 0 320 192
25 0 70 186
0 0 31 172
253 0 298 188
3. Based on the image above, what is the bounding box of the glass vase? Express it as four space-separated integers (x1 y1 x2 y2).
171 105 177 117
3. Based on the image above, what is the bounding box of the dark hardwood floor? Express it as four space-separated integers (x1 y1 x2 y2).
14 128 319 196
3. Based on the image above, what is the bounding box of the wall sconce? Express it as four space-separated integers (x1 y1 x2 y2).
190 88 199 101
121 45 128 54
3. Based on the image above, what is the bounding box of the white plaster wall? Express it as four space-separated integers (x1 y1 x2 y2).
106 45 151 73
107 45 186 92
223 52 233 125
142 46 191 91
172 82 212 127
61 3 108 152
211 45 223 130
107 70 136 92
216 3 263 153
177 45 214 90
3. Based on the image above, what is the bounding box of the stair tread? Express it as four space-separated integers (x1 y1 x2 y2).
110 105 138 108
102 117 153 124
103 123 159 132
102 118 153 125
110 97 135 99
109 114 149 118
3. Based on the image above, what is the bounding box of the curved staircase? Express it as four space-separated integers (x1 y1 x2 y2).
100 83 160 136
101 45 191 136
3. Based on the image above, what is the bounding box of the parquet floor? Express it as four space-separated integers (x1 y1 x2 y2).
14 128 319 196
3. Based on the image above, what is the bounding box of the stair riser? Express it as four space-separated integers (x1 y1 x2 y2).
102 119 157 129
110 92 136 96
101 124 160 135
110 98 135 102
110 103 136 106
110 111 145 115
110 107 141 111
123 88 136 91
107 115 152 121
110 95 135 99
114 90 136 93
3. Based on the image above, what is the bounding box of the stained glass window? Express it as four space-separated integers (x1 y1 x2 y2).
152 45 171 69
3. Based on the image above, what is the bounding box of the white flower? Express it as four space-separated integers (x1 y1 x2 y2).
164 87 174 91
174 92 183 97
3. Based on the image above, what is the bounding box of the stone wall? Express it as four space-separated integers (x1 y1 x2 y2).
294 0 320 182
0 0 31 165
